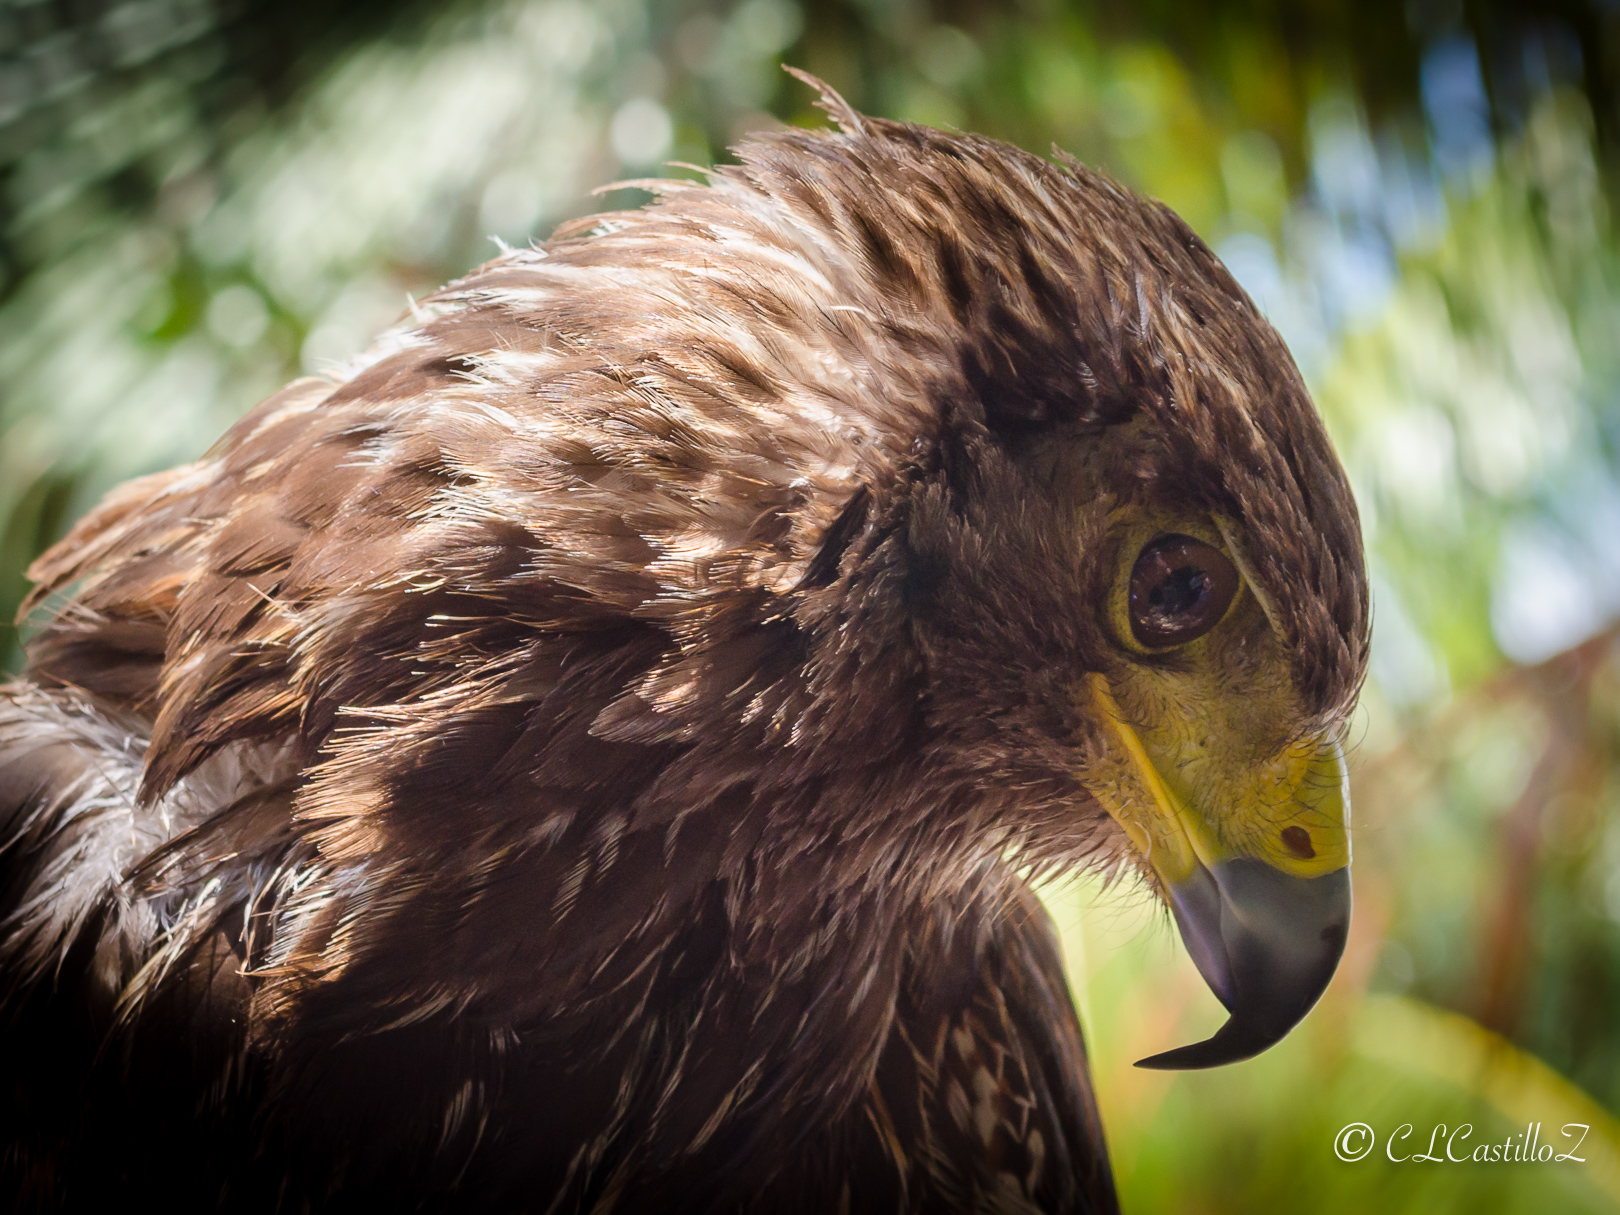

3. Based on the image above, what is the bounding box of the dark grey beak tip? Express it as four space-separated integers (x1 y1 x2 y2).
1133 1032 1266 1071
1138 861 1351 1071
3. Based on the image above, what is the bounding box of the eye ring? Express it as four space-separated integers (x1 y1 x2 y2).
1128 534 1240 648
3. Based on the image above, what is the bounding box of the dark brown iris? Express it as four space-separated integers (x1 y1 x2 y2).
1128 534 1240 647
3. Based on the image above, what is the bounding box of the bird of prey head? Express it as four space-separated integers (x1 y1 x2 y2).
1 76 1366 1210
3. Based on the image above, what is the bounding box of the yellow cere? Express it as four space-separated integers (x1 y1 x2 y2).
1081 671 1350 885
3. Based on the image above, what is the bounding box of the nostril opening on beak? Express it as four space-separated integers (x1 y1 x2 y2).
1281 825 1314 858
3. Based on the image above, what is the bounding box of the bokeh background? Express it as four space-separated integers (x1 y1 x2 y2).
1 0 1617 1210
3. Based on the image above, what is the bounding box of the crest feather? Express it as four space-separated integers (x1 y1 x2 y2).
783 66 865 135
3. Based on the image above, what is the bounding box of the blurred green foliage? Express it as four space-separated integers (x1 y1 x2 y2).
3 0 1620 1210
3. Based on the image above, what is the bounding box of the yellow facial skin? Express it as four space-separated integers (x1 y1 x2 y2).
1084 673 1349 885
1080 507 1350 889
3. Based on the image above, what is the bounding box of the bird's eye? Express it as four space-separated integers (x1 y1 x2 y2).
1128 534 1240 648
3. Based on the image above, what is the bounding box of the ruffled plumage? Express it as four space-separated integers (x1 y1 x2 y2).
0 85 1363 1213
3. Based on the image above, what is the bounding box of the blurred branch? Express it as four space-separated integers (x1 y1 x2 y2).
1473 635 1605 1034
1356 994 1620 1200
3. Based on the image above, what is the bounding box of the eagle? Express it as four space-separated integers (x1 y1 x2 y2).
0 78 1366 1213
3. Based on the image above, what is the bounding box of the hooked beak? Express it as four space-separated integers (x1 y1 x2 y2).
1137 855 1350 1068
1083 673 1352 1070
